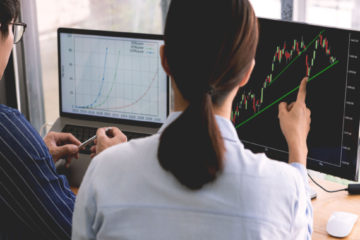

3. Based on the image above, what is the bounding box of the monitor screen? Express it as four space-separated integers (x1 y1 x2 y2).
232 18 360 181
58 29 168 126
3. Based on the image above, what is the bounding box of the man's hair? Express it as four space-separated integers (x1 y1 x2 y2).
0 0 20 36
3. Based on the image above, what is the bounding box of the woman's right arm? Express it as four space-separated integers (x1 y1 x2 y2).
278 77 311 167
278 77 313 239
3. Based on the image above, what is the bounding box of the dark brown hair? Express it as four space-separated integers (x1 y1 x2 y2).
158 0 259 189
0 0 19 36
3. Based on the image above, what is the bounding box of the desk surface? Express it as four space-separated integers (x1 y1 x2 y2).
71 178 360 239
310 177 360 239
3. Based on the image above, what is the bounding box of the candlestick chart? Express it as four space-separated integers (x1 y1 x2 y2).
231 30 338 127
231 17 360 172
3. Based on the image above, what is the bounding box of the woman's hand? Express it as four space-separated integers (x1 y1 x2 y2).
90 127 127 158
278 77 311 166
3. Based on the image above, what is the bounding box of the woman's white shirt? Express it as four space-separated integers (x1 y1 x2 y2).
72 112 313 240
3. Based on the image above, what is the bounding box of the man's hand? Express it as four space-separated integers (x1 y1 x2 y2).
43 132 81 167
278 77 311 166
90 127 127 158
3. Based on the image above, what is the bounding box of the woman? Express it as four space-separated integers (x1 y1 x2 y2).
73 0 312 239
0 0 81 239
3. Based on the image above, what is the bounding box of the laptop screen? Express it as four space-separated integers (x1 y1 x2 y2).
58 28 168 126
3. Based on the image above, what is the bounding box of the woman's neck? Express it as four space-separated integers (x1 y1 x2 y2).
172 80 238 120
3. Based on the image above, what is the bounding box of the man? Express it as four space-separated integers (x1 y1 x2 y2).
0 0 79 239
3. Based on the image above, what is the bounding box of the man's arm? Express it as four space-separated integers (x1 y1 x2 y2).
0 110 76 239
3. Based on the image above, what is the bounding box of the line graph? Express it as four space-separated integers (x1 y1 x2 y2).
75 47 114 109
72 36 162 117
60 32 168 124
88 71 159 111
231 30 339 127
87 50 121 109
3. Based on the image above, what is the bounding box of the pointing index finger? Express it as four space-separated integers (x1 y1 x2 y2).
297 77 308 103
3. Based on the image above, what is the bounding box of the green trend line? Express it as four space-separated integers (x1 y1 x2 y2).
270 30 325 86
235 60 339 129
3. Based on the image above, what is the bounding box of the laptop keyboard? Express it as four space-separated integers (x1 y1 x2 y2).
62 124 150 154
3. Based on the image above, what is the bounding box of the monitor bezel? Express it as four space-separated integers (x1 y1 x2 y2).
57 27 169 128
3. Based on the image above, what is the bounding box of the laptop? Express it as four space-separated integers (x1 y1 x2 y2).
50 28 169 187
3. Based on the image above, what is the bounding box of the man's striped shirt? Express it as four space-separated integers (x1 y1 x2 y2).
0 104 75 240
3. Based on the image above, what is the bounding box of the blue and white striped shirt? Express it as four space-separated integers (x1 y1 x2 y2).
0 104 75 240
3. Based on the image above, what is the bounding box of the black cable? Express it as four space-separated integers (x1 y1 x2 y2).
307 173 348 193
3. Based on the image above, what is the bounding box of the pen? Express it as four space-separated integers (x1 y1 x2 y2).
79 127 112 149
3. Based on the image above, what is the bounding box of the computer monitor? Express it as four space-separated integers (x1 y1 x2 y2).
232 18 360 181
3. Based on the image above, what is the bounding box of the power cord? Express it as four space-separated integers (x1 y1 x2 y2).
308 173 347 193
308 173 360 195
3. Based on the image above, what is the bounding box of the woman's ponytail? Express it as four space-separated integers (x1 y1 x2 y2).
158 92 224 190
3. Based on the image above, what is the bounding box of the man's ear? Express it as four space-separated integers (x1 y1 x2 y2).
160 45 172 77
239 59 255 87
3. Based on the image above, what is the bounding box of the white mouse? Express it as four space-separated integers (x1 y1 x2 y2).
326 211 358 238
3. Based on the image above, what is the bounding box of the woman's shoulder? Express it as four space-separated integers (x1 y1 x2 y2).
224 142 303 186
91 133 160 172
83 134 163 198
